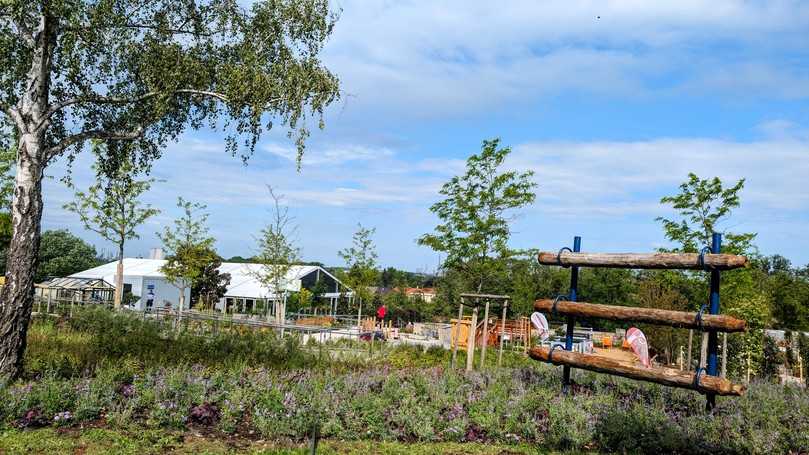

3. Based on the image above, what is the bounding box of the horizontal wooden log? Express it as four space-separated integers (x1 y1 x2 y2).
537 251 748 270
535 299 746 332
529 347 745 396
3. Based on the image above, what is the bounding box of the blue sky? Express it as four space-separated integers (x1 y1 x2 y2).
42 1 809 272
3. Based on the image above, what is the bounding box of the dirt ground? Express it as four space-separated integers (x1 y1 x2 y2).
591 346 640 364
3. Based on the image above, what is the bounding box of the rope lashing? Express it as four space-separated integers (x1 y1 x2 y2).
697 246 714 271
693 367 705 389
555 247 573 267
551 294 569 317
695 303 708 331
548 344 564 363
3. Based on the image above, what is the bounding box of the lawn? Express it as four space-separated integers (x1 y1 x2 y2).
0 428 551 454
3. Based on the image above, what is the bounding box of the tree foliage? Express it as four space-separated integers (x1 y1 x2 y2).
158 198 216 310
63 144 160 253
1 0 340 165
338 224 378 307
254 187 299 300
656 173 755 254
418 138 536 293
35 229 102 282
0 148 15 267
190 255 231 311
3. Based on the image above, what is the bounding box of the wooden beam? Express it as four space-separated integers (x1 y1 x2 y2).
534 299 746 332
529 347 745 396
537 251 748 270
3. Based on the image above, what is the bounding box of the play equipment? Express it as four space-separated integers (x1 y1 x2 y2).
625 327 650 367
529 233 748 409
530 312 550 341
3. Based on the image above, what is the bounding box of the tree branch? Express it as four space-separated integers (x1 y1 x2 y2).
39 89 232 132
45 126 145 161
16 18 35 47
34 89 233 134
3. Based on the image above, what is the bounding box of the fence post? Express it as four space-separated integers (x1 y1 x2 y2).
563 235 581 393
497 301 507 368
451 302 463 369
480 300 490 369
706 232 722 410
466 306 478 372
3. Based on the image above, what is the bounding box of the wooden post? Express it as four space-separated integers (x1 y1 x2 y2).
466 306 478 372
525 318 531 354
47 294 51 314
533 299 746 332
451 303 463 369
497 302 507 368
746 350 751 383
529 347 745 396
537 251 748 270
700 332 709 369
687 330 693 370
370 316 377 355
480 300 490 369
721 332 728 378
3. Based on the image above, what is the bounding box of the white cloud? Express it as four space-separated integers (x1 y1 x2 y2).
509 137 809 221
265 143 395 166
322 1 809 116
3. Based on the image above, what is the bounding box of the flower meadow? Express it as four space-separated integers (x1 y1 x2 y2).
2 308 808 454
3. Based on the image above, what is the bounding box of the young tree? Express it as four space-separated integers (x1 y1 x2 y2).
190 256 231 312
339 224 379 331
63 145 160 309
254 187 299 325
0 0 340 379
656 173 756 254
158 198 215 325
418 138 537 294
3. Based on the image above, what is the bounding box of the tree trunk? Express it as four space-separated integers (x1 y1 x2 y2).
114 245 124 309
0 141 45 379
176 286 185 330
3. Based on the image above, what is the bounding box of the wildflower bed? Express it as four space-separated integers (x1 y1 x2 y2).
1 308 808 454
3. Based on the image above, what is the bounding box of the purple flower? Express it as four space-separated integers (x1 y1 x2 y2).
53 411 73 422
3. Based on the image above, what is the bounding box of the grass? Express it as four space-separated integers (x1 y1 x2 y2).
0 428 552 454
22 308 534 378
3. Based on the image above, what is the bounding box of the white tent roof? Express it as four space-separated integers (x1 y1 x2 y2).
71 258 168 280
70 258 345 299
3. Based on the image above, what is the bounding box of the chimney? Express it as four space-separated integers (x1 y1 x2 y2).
149 248 164 260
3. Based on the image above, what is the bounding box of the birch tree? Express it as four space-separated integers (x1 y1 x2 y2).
254 187 299 325
63 145 160 309
0 0 340 379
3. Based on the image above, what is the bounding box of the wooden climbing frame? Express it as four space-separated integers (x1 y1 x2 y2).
531 233 747 409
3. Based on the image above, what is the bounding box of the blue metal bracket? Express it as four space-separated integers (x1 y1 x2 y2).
562 236 581 393
705 233 722 410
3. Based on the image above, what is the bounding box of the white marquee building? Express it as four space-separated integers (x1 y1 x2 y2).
70 258 348 314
